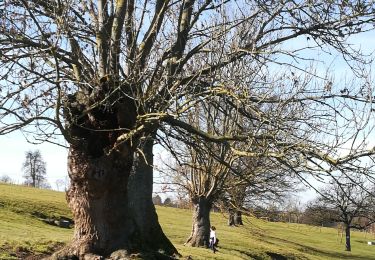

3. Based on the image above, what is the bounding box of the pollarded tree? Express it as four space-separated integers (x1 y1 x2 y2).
166 142 235 247
161 106 237 247
161 99 298 246
161 142 233 246
2 1 375 258
22 149 47 188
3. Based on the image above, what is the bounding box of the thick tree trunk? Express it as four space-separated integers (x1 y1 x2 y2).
51 79 164 258
55 145 136 258
54 80 177 258
345 225 351 251
186 196 212 247
234 211 243 225
128 137 179 257
228 210 243 226
228 209 235 226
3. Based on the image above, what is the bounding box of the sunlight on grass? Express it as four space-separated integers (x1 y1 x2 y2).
1 183 375 259
158 207 375 259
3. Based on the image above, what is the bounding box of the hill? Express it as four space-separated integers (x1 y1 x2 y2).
0 183 374 259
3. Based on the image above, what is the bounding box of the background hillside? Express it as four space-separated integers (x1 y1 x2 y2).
0 183 374 260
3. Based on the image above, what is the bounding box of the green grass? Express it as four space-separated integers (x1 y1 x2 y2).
0 183 72 259
161 208 375 260
1 183 375 259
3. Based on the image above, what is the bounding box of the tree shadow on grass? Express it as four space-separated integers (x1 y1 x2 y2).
225 248 303 260
266 252 288 260
257 234 375 260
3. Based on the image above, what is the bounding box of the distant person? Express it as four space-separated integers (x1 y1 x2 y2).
209 226 217 253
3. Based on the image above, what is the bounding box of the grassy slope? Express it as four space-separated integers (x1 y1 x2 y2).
0 183 72 259
0 183 374 260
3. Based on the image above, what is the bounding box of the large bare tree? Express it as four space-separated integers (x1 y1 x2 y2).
160 102 297 246
1 0 375 258
160 106 236 247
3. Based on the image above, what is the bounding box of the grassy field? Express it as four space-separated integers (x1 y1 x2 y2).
0 183 375 259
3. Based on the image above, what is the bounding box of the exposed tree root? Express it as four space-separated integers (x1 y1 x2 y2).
48 246 180 260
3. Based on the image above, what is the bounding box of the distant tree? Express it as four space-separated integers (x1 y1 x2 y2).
315 176 375 251
220 156 299 226
39 180 52 190
22 150 47 188
175 195 191 209
224 183 247 226
0 174 12 184
55 177 70 191
163 197 173 207
55 179 65 191
300 200 338 227
152 195 162 206
282 197 303 223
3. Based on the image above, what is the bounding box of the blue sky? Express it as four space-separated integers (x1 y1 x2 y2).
0 131 68 188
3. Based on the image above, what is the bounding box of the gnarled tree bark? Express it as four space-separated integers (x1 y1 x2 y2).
185 196 212 247
52 81 149 258
234 211 243 225
228 209 235 226
63 145 135 258
228 210 243 226
128 136 179 257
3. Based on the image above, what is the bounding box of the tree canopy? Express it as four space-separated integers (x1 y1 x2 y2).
1 0 375 161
